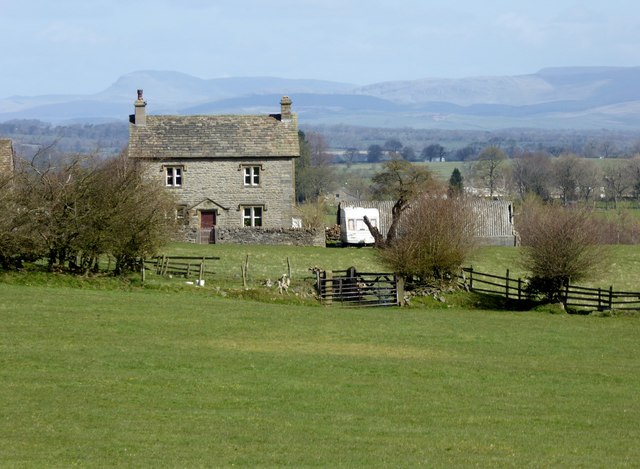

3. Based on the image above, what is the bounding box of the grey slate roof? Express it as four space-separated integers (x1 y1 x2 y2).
128 114 300 159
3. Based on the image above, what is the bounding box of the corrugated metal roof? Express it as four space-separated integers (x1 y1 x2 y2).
339 198 514 240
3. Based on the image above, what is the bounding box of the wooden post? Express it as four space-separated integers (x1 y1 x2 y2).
141 262 145 284
241 255 249 288
315 270 322 296
325 271 333 305
609 286 613 310
396 275 405 306
199 260 204 284
469 266 474 290
598 287 602 310
505 269 510 299
517 278 522 301
287 257 292 279
564 283 569 309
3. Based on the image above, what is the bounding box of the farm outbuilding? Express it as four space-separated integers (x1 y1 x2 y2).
338 198 517 247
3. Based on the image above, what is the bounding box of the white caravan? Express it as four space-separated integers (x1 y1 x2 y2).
339 206 380 245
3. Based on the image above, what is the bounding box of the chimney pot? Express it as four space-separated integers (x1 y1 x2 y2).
133 89 147 125
280 96 292 121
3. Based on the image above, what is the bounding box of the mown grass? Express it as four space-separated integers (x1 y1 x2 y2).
1 282 639 467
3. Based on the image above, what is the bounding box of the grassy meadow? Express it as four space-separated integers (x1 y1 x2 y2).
1 243 640 467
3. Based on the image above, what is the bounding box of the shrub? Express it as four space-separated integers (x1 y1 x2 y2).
517 197 608 301
377 196 476 285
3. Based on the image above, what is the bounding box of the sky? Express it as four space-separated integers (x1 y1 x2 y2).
1 0 640 97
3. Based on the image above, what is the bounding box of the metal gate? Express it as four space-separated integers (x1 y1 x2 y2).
316 267 400 307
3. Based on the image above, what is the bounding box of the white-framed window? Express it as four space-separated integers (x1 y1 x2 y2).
243 206 263 227
165 166 183 187
243 166 260 186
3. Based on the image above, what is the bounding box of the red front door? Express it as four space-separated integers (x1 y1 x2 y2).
200 211 216 243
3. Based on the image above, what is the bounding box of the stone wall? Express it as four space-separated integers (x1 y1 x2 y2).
213 227 325 247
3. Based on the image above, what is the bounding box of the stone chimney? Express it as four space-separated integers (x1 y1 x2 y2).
133 89 147 126
280 96 292 121
0 139 14 175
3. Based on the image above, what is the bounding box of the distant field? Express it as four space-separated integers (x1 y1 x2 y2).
1 280 639 467
333 157 628 186
335 161 468 183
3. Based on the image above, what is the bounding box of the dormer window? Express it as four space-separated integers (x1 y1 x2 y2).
243 166 260 186
165 166 183 187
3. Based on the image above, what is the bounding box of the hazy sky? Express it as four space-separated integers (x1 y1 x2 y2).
1 0 639 96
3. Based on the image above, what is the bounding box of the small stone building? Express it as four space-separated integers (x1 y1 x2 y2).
128 91 300 243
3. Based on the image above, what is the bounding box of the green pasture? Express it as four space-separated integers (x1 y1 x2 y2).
156 243 640 294
2 281 639 467
1 244 640 466
335 161 466 183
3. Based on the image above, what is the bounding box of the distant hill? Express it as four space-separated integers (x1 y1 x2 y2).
2 67 640 129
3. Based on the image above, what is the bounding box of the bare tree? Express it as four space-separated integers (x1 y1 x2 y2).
603 162 631 209
295 131 336 202
367 158 441 247
508 151 553 200
474 146 507 197
627 155 640 205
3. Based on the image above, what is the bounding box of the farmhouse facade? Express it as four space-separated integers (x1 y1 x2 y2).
127 91 300 243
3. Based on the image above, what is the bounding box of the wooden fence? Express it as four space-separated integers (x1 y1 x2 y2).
316 267 401 307
144 255 220 281
462 267 640 311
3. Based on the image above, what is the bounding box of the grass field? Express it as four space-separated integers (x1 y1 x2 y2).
335 161 466 184
2 244 639 467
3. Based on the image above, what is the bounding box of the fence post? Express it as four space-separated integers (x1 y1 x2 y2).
505 269 510 299
396 275 405 306
598 287 602 310
518 278 522 301
609 286 613 310
564 283 569 309
469 266 474 290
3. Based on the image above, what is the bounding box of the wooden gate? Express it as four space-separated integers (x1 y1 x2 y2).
316 267 401 307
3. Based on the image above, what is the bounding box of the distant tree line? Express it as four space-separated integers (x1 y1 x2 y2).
306 124 640 161
0 120 129 157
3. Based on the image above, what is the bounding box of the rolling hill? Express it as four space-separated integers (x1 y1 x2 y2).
2 67 640 130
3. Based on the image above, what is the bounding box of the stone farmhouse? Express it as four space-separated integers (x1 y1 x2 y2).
128 91 302 244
